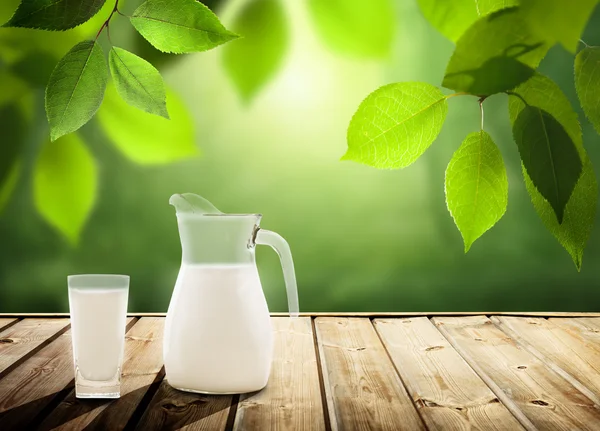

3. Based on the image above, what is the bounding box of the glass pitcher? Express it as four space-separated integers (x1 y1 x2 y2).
164 194 299 394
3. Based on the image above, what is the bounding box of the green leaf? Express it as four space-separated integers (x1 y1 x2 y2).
417 0 518 42
0 104 26 213
509 74 597 270
512 106 582 223
97 83 197 164
307 0 394 58
109 47 168 119
575 46 600 136
443 8 548 95
130 0 238 54
222 0 288 102
3 0 106 31
344 82 448 169
520 0 598 53
445 131 508 252
33 133 97 244
45 40 108 141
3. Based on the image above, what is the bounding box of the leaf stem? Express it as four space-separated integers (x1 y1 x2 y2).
505 91 528 106
579 39 590 48
116 9 131 18
96 0 121 41
478 97 485 130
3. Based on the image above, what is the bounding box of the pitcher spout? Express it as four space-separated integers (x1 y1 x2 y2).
169 193 223 215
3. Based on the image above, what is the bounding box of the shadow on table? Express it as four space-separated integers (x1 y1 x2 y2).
1 378 234 430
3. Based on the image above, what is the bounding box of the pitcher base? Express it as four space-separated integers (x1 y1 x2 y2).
168 381 267 395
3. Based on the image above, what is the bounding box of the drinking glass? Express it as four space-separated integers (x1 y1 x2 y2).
68 274 129 398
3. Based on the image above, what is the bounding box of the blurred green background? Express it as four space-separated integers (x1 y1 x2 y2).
1 0 600 312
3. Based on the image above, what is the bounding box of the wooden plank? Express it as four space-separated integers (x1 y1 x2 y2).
374 317 523 430
0 318 17 331
0 318 134 430
3 312 600 317
314 317 425 431
493 316 600 405
0 318 70 375
549 317 600 339
134 380 232 430
38 317 164 430
233 317 325 431
574 317 600 331
434 316 600 430
0 329 75 429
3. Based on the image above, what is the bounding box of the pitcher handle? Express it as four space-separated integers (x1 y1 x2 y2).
255 229 299 318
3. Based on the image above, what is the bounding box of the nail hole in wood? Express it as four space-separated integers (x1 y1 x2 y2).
0 338 14 344
531 399 549 406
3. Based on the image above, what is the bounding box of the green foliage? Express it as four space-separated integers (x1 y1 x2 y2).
0 159 21 214
520 0 598 53
34 133 97 244
417 0 518 42
307 0 394 58
0 104 24 183
343 3 600 262
509 74 597 270
445 131 508 252
512 105 582 223
109 47 168 119
2 0 106 31
575 46 600 135
10 51 56 87
45 40 107 141
443 8 547 95
0 104 25 213
344 82 448 169
223 0 288 102
130 0 238 54
0 0 241 241
97 83 197 164
0 70 29 107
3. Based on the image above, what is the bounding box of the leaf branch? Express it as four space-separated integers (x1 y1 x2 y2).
96 0 121 41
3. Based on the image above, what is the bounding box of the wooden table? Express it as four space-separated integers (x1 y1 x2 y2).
0 312 599 430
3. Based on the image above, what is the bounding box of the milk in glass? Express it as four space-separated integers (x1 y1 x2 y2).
68 275 129 398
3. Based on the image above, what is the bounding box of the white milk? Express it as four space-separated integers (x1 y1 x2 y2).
69 287 128 381
163 264 273 394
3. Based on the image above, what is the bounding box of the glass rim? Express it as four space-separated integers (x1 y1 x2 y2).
176 213 262 218
68 274 130 288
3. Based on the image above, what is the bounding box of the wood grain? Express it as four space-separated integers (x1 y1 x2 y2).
493 316 600 405
134 380 232 430
548 317 600 340
434 315 600 431
0 329 75 429
233 317 325 431
572 317 600 331
0 318 69 375
0 318 17 332
374 317 523 430
315 317 425 431
38 317 164 430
